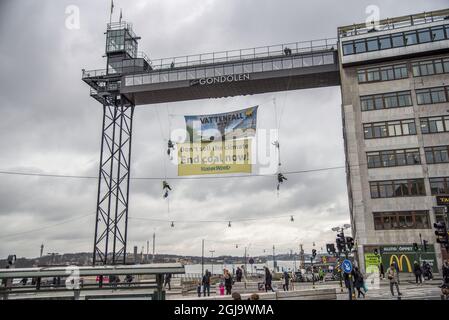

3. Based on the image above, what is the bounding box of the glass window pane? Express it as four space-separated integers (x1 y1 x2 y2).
243 63 253 73
303 56 313 67
262 61 272 71
313 55 323 65
343 42 354 55
234 64 243 74
392 34 404 47
355 40 366 53
431 27 445 41
282 58 292 69
273 59 282 70
293 57 303 68
379 36 392 49
405 31 418 45
323 54 334 64
366 37 379 51
418 28 431 43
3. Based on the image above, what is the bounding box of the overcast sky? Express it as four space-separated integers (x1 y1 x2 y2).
0 0 447 260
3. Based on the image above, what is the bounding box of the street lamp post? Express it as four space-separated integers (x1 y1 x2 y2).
209 250 215 275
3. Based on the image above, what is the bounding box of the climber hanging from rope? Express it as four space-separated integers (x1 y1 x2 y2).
162 180 172 198
277 173 287 191
167 139 175 160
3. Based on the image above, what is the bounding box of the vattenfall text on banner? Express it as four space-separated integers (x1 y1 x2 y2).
178 139 252 176
184 106 258 142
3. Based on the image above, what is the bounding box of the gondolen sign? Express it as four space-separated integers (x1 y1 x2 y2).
190 73 250 86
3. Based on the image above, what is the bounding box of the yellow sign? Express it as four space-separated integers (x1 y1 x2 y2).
178 139 252 176
389 254 412 272
364 253 380 273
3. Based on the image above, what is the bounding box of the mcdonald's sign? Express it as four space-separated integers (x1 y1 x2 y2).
389 254 412 273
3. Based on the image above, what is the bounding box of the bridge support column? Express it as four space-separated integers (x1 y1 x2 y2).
93 96 135 265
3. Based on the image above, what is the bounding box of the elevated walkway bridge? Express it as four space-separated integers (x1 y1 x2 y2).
83 38 340 105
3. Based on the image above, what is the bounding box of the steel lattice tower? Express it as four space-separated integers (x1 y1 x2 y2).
82 21 151 265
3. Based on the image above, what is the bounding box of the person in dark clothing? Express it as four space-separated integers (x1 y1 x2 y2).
224 269 233 295
354 267 365 298
167 139 175 159
236 267 242 282
282 270 290 291
413 261 422 285
379 262 385 279
277 173 287 190
164 273 172 290
202 270 211 297
443 260 449 283
264 267 274 292
343 270 356 300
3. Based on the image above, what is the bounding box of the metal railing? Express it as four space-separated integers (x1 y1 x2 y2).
339 8 449 38
148 38 337 71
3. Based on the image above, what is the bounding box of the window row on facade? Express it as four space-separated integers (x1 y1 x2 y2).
342 24 449 56
357 57 449 83
369 177 449 199
361 86 449 111
360 90 412 111
370 178 425 198
373 211 430 230
366 146 449 168
416 86 449 105
363 116 449 139
125 52 335 86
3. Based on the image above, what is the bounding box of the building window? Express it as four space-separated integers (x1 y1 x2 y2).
360 91 412 111
370 179 426 199
420 116 449 134
412 57 449 77
373 211 430 230
341 24 449 56
357 64 408 83
416 86 449 105
367 148 420 168
363 119 416 139
429 177 449 195
425 145 449 164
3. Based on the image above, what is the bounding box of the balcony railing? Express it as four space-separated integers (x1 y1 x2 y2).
339 8 449 38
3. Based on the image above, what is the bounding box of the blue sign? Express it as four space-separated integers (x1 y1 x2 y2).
342 259 353 274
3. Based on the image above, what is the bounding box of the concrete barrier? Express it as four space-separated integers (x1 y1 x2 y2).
178 288 337 300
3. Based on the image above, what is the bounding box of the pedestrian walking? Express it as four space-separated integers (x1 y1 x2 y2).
387 263 402 297
413 261 422 285
379 262 385 279
343 270 355 300
224 269 233 295
202 269 211 297
282 270 290 291
236 267 242 282
354 267 365 298
264 267 274 292
164 273 171 290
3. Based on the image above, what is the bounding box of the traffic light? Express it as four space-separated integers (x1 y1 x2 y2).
346 237 354 251
312 249 317 259
434 222 449 248
336 233 346 253
412 242 419 252
326 243 336 255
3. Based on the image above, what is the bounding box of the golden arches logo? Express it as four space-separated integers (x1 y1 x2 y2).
389 254 412 272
